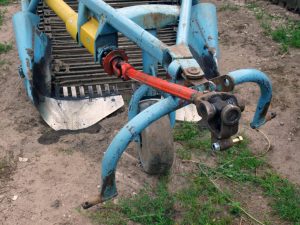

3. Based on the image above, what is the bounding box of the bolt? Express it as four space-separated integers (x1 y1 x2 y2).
187 67 200 75
211 142 221 151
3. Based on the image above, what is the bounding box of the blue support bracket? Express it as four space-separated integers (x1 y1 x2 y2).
228 69 273 129
100 96 185 201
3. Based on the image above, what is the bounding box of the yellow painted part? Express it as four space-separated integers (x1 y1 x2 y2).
45 0 100 56
45 0 76 23
66 14 78 40
80 18 98 55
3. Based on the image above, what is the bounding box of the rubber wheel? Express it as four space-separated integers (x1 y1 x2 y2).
137 101 174 175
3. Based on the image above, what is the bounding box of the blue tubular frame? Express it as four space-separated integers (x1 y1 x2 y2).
27 0 40 13
13 11 40 102
228 69 273 128
100 96 184 201
176 0 192 44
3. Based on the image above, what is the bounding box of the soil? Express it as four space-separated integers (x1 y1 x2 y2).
0 1 299 225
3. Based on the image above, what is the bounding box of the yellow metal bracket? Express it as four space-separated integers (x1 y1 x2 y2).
45 0 99 55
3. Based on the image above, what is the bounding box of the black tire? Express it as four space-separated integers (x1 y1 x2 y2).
137 100 174 175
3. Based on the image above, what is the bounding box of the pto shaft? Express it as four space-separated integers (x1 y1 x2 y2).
102 50 199 102
121 63 198 101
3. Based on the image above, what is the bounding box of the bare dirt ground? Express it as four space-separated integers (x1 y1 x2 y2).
0 1 299 225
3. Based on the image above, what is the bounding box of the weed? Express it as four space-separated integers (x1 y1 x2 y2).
120 177 174 225
0 156 14 180
207 140 300 223
259 173 300 223
87 177 175 225
173 122 199 142
271 22 300 49
174 121 211 152
175 122 300 223
175 174 237 224
229 201 241 216
0 42 12 54
176 147 191 160
246 2 300 51
219 3 240 12
0 0 12 5
0 8 6 26
57 148 74 155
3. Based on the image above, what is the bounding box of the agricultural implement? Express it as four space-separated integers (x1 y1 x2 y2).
13 0 275 208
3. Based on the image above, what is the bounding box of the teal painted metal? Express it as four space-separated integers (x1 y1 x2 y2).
189 3 219 79
21 0 29 11
228 69 272 128
27 0 40 13
176 0 192 45
100 96 183 201
142 29 159 75
13 11 40 102
189 3 219 58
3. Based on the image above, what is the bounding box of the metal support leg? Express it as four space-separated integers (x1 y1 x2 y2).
176 0 192 45
228 69 273 128
82 96 183 209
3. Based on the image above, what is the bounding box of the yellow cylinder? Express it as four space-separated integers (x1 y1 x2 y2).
45 0 75 23
45 0 78 40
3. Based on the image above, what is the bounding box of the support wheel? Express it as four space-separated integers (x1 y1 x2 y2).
137 100 174 175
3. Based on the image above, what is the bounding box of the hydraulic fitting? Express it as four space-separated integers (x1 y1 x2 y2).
211 136 244 151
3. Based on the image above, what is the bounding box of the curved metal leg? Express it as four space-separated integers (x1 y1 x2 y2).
82 96 183 209
228 69 273 128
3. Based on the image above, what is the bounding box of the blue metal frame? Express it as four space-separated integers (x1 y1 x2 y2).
176 0 192 45
13 10 40 102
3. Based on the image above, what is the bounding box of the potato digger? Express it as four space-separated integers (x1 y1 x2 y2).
13 0 275 208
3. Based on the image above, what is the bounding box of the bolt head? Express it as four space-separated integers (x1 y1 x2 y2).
187 67 201 75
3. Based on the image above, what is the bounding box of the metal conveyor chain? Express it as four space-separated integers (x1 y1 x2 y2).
37 0 179 99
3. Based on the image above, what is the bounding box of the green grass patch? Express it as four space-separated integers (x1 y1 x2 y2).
271 22 300 49
176 147 192 160
86 173 241 225
0 42 12 54
86 177 175 225
246 2 300 52
205 140 300 223
0 0 12 5
174 122 211 152
175 122 300 223
175 174 238 224
85 122 300 224
260 173 300 223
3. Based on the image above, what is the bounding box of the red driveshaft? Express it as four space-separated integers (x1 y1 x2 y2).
102 50 200 101
120 63 197 101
